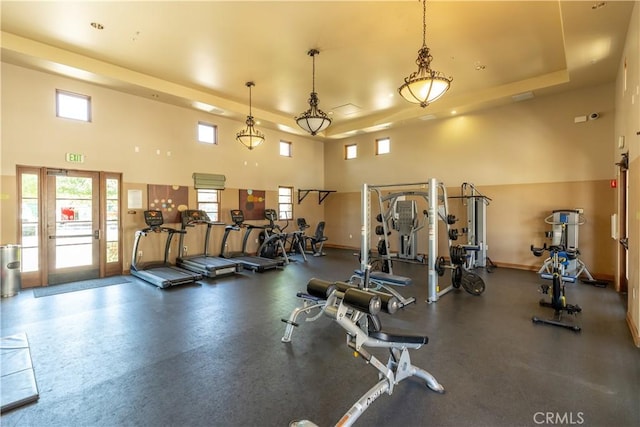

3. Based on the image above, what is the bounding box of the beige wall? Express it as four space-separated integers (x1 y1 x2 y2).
325 180 615 279
1 63 325 189
323 84 616 276
0 63 327 275
324 83 615 192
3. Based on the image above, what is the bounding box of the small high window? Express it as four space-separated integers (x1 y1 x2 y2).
345 144 357 160
56 90 91 122
280 141 292 157
376 137 390 155
198 122 217 144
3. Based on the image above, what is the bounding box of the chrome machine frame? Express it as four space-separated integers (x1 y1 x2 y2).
460 182 491 269
361 179 454 303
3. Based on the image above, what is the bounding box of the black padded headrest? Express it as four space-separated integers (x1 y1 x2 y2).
334 281 356 293
306 278 336 299
343 288 381 316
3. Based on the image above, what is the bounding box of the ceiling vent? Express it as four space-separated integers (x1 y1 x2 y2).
512 92 534 102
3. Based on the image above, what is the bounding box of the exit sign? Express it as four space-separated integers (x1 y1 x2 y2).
65 152 85 163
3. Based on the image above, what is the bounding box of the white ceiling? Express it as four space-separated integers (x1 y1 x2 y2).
1 1 635 140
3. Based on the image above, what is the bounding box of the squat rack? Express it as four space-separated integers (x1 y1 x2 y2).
360 178 454 303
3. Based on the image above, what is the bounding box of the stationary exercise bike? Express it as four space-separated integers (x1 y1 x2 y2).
530 244 582 332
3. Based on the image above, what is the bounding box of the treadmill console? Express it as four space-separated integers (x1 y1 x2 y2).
144 210 164 227
230 209 245 225
182 209 210 225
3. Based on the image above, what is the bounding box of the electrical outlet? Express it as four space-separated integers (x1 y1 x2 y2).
183 246 188 255
138 250 143 258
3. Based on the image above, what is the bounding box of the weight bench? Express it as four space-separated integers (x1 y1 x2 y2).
281 278 401 343
289 279 444 427
351 269 416 307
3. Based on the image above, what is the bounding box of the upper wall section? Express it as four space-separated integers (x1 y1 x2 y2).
324 84 615 192
615 1 639 163
0 63 324 190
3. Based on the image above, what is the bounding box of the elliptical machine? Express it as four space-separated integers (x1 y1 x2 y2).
257 209 290 264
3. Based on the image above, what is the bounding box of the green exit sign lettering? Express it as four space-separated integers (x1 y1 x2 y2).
65 152 85 163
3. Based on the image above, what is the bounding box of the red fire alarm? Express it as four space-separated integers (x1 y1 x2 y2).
610 179 617 188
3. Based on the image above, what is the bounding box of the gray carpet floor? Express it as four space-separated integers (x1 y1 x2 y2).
1 249 638 427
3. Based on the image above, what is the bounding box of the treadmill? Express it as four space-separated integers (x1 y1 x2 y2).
220 209 283 272
130 210 203 288
176 209 242 278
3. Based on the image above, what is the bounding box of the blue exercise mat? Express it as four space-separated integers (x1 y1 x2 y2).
1 332 39 413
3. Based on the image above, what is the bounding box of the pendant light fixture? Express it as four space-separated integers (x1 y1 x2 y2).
296 49 332 136
398 0 452 107
236 81 265 150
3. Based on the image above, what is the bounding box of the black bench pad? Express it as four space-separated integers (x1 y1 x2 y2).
369 330 428 345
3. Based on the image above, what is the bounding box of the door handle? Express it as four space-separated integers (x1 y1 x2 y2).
620 238 628 250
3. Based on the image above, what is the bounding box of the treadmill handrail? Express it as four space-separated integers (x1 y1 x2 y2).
141 226 184 235
132 226 185 270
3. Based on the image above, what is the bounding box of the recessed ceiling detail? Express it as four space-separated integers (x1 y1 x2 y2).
0 1 633 140
332 103 362 116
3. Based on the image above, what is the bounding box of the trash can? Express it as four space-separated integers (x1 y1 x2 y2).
1 244 22 297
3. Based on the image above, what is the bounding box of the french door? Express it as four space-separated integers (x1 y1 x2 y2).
618 164 628 293
17 166 122 287
46 170 101 285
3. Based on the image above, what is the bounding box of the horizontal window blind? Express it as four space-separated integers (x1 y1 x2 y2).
192 173 226 189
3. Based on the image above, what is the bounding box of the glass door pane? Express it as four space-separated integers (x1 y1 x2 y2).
47 170 100 284
20 173 40 273
105 178 119 263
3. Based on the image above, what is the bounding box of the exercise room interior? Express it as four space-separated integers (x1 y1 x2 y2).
1 1 639 426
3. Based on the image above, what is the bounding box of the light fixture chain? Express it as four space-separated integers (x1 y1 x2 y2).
422 0 427 47
311 50 316 93
307 49 320 94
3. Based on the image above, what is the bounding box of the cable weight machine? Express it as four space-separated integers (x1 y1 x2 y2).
361 179 477 303
448 182 494 271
